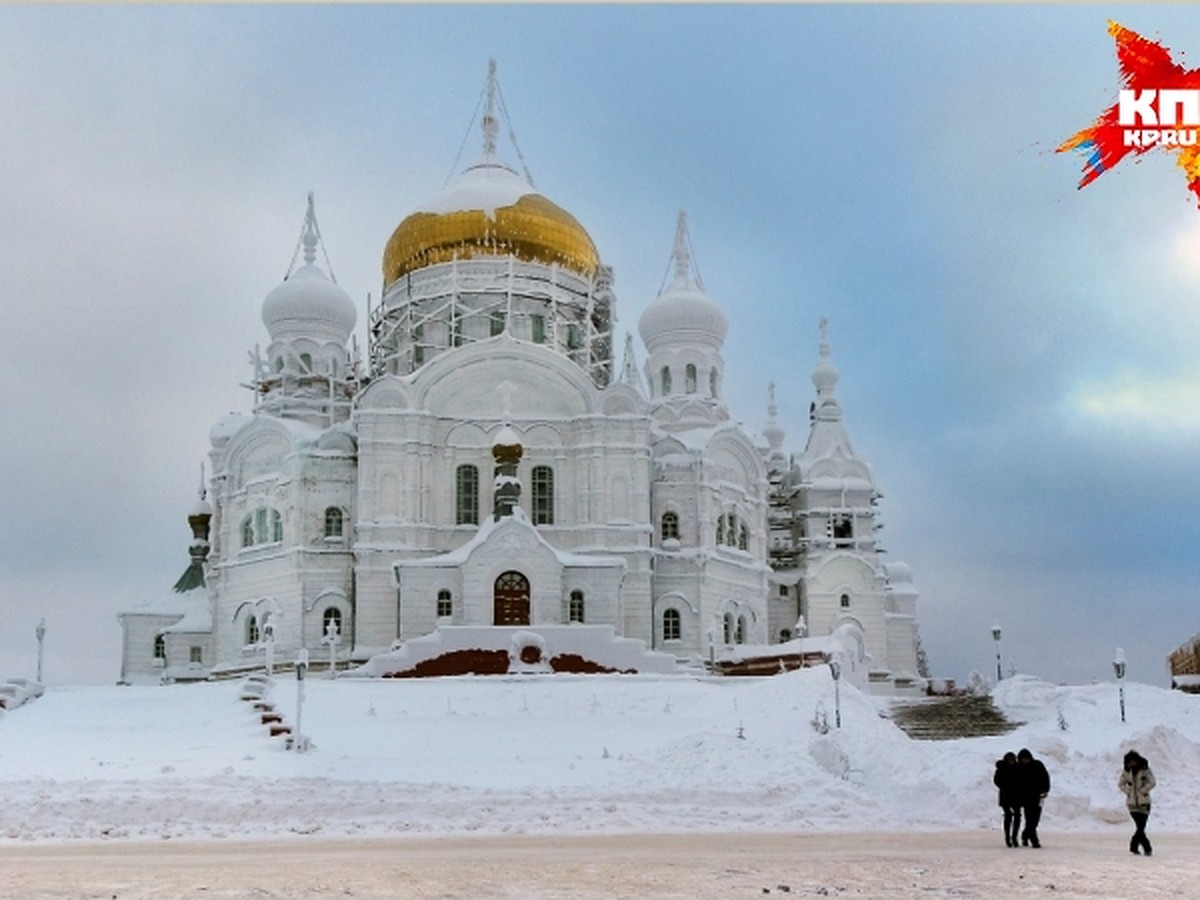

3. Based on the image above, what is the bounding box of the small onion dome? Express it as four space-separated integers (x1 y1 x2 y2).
812 344 839 394
261 263 357 344
382 162 599 286
189 495 213 519
209 412 249 449
638 279 729 352
492 422 524 464
763 419 786 452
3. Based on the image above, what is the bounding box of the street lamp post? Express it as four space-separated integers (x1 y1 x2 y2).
35 619 46 684
293 649 309 752
263 615 275 677
829 658 842 729
322 619 340 680
991 623 1003 683
1113 647 1127 723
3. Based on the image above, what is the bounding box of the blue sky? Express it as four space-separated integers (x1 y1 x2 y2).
1 5 1198 686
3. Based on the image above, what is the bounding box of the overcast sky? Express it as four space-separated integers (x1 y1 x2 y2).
2 5 1198 687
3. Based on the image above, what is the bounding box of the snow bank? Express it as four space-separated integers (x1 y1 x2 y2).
0 671 1197 843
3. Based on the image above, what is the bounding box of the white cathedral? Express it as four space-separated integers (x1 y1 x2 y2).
118 65 923 694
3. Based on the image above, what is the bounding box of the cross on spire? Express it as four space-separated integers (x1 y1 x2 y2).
482 58 499 162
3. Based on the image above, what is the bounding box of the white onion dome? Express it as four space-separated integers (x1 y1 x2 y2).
812 341 839 394
763 419 786 451
189 495 213 518
383 162 599 287
209 412 249 448
261 262 357 343
638 277 729 352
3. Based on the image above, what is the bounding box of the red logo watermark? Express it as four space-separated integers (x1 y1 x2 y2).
1058 21 1200 205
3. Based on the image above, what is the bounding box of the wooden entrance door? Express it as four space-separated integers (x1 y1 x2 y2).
493 571 531 626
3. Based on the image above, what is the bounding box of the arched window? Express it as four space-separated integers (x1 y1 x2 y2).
530 314 546 344
299 352 313 372
709 367 718 398
662 608 681 642
531 465 554 525
661 366 672 395
661 511 679 542
456 464 479 525
246 615 260 645
840 593 851 609
324 507 344 538
738 523 749 551
437 589 452 618
322 606 343 638
723 613 734 644
241 515 254 548
724 515 737 546
715 516 724 546
270 509 283 543
568 590 585 623
685 364 697 393
153 634 165 661
735 616 746 644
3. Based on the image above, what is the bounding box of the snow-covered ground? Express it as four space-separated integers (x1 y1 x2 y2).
1 671 1197 843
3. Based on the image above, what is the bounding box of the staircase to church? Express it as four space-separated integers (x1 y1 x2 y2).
887 695 1022 741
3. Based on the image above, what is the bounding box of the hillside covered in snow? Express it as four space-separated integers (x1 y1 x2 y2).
2 672 1198 843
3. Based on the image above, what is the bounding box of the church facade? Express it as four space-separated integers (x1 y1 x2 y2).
119 67 922 693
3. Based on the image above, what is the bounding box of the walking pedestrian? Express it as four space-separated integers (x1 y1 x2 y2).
993 751 1021 847
1118 750 1156 856
1015 748 1050 848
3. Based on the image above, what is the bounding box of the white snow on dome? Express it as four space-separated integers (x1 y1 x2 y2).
261 263 357 342
417 162 535 221
638 282 729 351
209 413 249 447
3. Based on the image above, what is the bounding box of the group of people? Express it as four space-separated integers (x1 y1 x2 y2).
992 748 1050 848
992 747 1157 855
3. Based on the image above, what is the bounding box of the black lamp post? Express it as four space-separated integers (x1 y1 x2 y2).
991 623 1002 682
1113 647 1126 723
829 659 842 729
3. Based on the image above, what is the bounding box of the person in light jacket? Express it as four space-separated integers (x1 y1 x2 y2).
1118 750 1156 856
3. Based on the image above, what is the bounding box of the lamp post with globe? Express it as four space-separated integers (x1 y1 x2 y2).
1113 647 1126 723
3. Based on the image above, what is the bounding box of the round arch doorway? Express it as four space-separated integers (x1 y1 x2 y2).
493 571 531 626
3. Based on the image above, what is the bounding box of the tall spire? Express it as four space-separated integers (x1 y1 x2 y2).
763 380 786 459
302 191 318 266
481 58 499 162
668 209 703 291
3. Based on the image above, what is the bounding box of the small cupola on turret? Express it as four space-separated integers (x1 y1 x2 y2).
252 194 359 426
173 467 213 593
492 423 524 520
638 212 729 425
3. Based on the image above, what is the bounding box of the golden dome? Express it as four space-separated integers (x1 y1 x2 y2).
383 163 599 286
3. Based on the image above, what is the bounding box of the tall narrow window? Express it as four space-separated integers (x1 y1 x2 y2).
738 523 749 551
490 311 506 336
241 515 254 548
456 464 479 525
663 608 681 642
437 589 453 618
661 366 672 395
661 511 680 542
270 509 283 543
451 315 463 347
413 323 425 365
153 634 165 661
531 314 546 344
710 368 718 398
324 507 344 538
735 616 746 644
531 465 554 525
568 590 585 623
685 364 697 393
246 615 259 645
255 508 268 543
566 323 581 350
723 613 734 644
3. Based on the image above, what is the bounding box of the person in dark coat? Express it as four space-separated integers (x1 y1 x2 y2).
993 751 1021 847
1118 750 1156 855
1015 748 1050 847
